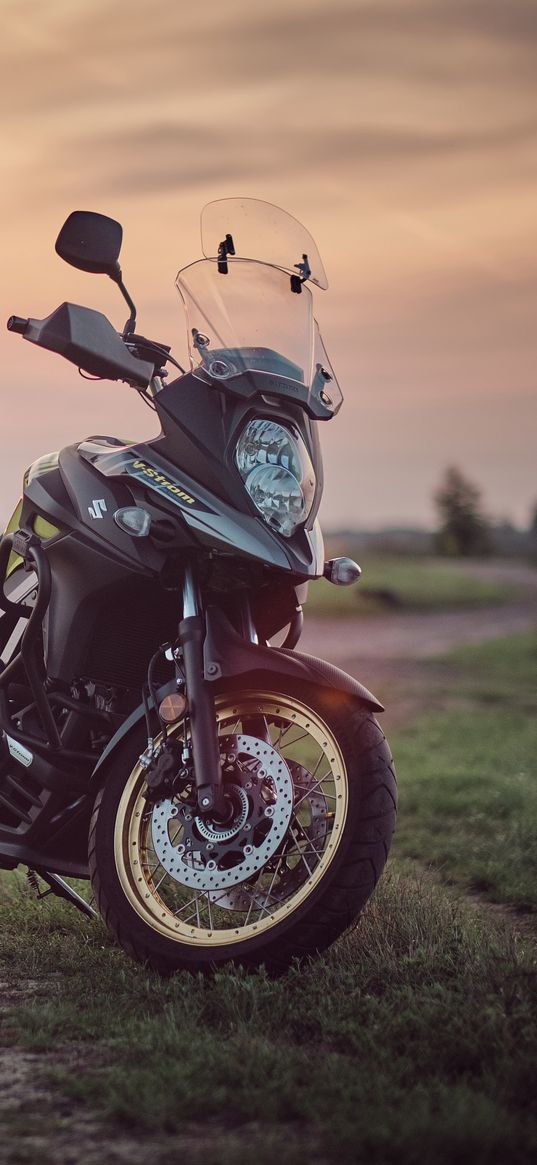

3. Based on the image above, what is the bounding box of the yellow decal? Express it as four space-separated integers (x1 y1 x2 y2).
2 505 61 581
131 460 195 505
3 500 23 579
32 515 60 540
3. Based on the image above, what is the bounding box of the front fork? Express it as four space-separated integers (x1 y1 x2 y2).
180 565 227 819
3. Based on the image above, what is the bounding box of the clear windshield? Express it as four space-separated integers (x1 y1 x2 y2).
175 258 342 417
201 198 329 289
177 259 312 382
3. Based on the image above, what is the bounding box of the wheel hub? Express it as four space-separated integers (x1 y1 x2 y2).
195 784 250 843
151 734 294 891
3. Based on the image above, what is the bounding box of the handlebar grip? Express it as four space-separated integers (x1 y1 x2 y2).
7 315 29 334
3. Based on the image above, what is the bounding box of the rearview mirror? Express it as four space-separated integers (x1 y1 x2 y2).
55 211 123 278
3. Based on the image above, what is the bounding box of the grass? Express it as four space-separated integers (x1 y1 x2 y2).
0 867 536 1163
392 633 537 908
306 556 514 616
1 632 537 1162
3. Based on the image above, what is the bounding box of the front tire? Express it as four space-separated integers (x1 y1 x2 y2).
89 680 397 975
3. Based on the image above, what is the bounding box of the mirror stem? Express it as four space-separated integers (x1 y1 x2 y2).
110 265 137 335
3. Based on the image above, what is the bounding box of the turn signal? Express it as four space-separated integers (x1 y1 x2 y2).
113 507 152 537
323 557 361 586
159 692 188 724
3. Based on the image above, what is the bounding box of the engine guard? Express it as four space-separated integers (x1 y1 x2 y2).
90 606 383 787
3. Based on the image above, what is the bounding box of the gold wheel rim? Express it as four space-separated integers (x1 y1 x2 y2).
114 690 348 947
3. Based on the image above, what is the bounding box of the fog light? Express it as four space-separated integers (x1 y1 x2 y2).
324 557 361 586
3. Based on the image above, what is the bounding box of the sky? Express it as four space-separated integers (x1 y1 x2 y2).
0 0 535 530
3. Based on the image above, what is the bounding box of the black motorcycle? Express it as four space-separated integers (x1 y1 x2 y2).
1 199 396 974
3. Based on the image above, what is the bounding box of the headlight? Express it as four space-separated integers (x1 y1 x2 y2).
235 419 316 537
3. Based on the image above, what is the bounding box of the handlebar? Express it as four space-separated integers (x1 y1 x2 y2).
7 315 29 335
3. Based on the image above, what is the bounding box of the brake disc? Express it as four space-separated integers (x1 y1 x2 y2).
151 734 294 891
206 761 330 912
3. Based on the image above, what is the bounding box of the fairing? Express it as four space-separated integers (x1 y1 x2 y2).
79 435 325 577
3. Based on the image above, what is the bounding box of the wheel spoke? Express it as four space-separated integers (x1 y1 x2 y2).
243 886 258 927
309 750 325 781
173 891 205 919
257 855 285 915
278 729 310 750
223 717 241 735
121 691 347 945
274 719 298 749
291 842 314 876
291 817 323 860
293 779 336 811
294 850 325 862
182 903 202 925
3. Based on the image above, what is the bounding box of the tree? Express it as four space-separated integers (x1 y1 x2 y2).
529 501 537 536
434 466 492 557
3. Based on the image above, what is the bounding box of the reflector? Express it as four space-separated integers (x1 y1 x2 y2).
159 693 188 724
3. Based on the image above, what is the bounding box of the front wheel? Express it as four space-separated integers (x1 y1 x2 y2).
89 680 397 975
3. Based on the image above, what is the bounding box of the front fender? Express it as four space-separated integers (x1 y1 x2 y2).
202 607 384 711
90 608 383 788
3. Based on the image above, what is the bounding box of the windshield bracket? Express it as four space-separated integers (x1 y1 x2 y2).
290 253 311 294
217 233 235 275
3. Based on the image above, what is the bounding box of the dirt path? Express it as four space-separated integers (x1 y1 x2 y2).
299 561 537 727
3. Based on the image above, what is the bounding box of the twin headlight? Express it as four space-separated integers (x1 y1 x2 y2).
235 419 316 537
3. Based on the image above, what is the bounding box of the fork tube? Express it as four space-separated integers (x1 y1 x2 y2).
179 564 225 818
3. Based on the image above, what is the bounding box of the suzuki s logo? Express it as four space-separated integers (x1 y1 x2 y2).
88 499 107 520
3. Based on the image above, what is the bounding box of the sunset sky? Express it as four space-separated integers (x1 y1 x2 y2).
1 0 535 530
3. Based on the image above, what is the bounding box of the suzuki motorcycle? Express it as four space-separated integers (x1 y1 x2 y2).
0 199 396 974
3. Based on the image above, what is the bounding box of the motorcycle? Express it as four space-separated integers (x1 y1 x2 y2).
0 198 397 974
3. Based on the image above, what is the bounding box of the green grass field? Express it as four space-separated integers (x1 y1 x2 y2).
306 556 514 616
1 633 536 1163
392 633 537 908
1 867 536 1165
